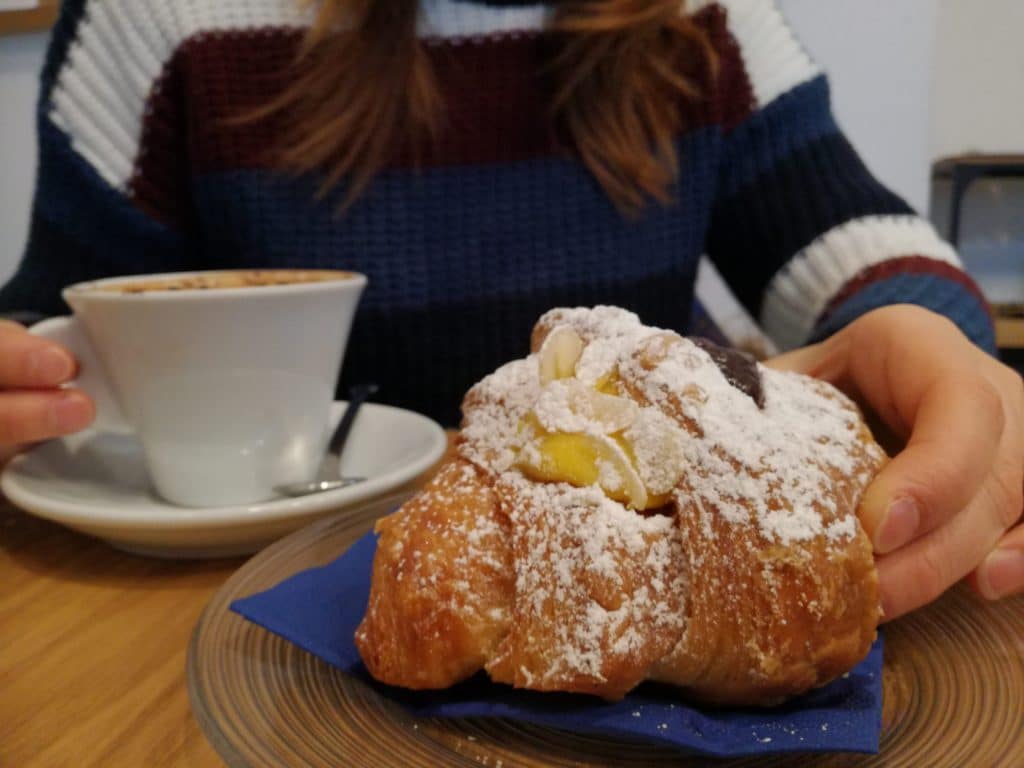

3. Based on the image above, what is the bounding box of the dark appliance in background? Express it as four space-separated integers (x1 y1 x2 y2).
931 154 1024 372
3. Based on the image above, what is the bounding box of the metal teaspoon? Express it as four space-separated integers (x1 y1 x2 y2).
274 383 379 497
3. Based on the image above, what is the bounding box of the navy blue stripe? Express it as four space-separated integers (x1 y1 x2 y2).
719 76 838 197
707 132 914 318
190 128 717 311
810 274 996 355
32 117 186 257
0 214 194 316
0 116 192 314
7 121 714 423
187 136 716 423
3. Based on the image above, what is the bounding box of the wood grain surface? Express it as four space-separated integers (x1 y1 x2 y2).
189 498 1024 768
0 503 240 767
4 424 1022 768
0 437 455 767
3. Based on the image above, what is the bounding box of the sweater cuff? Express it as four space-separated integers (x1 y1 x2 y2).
758 214 996 354
807 258 996 355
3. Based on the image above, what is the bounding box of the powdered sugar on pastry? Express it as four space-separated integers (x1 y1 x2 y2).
459 358 539 473
463 305 881 545
485 476 687 696
622 335 882 544
456 306 880 691
359 306 885 703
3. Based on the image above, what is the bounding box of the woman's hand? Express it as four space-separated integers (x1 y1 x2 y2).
767 304 1023 621
0 320 94 465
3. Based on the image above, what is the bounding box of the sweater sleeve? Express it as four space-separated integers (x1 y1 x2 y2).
0 0 196 317
703 0 995 354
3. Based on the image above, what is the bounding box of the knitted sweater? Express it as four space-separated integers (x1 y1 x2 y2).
4 0 994 425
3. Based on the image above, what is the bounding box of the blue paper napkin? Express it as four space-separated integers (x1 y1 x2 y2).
231 531 883 758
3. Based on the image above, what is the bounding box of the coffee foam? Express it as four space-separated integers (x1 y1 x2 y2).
93 270 354 294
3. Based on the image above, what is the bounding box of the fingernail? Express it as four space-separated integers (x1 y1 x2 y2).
50 393 92 433
874 498 921 554
978 548 1024 600
30 347 73 383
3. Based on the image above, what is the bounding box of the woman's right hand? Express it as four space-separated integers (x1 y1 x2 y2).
0 320 95 465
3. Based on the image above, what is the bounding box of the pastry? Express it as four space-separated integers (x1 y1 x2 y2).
356 306 886 704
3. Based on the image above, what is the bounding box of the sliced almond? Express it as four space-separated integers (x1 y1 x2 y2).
585 387 638 433
623 410 690 495
534 379 638 435
575 340 618 388
538 325 585 385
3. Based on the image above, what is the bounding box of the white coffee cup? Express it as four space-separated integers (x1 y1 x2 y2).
30 269 367 508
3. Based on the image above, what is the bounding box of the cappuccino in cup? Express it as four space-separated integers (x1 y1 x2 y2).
32 270 367 508
96 269 354 293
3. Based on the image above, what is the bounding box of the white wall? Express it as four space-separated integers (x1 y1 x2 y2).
0 31 47 285
779 0 938 214
931 0 1024 159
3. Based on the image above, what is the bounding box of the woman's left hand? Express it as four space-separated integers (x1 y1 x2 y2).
767 304 1024 621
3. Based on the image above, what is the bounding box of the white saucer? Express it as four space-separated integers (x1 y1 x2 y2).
1 402 447 559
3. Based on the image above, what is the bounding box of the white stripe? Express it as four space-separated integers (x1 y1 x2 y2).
760 215 963 350
692 0 820 108
51 0 546 191
50 0 317 190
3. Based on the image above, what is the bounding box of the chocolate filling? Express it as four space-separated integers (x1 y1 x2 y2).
691 338 765 409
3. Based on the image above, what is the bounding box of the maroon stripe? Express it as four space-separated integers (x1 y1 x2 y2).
129 49 190 226
816 255 992 325
130 4 750 220
703 3 756 131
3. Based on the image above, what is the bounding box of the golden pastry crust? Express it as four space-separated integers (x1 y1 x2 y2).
356 307 886 704
484 474 688 700
652 455 880 705
354 460 512 689
619 330 882 705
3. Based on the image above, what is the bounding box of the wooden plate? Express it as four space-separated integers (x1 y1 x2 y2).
187 493 1024 767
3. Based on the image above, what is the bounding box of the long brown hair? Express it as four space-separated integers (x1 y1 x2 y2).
252 0 716 213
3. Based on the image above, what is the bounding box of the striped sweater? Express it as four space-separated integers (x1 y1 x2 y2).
3 0 995 425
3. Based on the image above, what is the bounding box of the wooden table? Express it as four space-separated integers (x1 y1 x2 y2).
1 502 241 767
1 433 456 767
3 462 1019 766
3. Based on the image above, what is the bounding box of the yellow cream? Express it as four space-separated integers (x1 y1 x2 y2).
515 326 672 511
